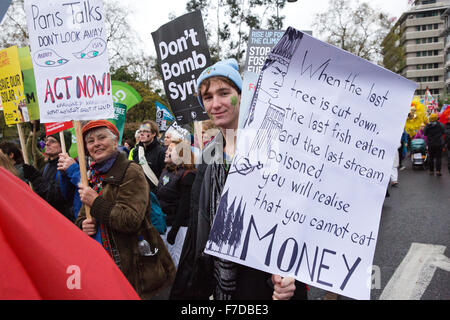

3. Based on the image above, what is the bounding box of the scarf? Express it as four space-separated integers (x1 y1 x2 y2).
89 152 121 268
209 156 237 300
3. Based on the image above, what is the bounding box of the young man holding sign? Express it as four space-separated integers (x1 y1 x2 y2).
171 59 307 300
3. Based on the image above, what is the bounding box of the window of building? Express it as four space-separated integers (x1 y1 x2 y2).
416 10 438 18
416 76 440 82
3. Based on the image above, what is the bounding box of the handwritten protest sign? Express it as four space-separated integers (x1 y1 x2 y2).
0 46 28 125
204 28 417 300
152 10 211 125
24 0 114 123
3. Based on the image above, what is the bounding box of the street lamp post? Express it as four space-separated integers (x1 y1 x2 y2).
276 0 298 30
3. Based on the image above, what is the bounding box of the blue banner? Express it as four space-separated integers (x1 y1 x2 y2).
156 101 175 131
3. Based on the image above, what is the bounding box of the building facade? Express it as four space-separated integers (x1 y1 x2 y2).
383 0 450 99
440 7 450 97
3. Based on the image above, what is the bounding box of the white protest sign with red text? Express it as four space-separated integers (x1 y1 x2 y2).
24 0 114 123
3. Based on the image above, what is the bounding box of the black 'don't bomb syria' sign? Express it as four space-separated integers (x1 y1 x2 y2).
152 10 211 125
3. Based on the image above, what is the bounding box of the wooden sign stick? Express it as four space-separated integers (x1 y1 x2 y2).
17 123 33 189
194 121 203 151
74 120 91 220
16 123 29 165
59 131 66 154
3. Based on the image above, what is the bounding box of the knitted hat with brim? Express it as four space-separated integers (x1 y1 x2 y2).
196 58 242 108
81 120 120 142
48 130 72 152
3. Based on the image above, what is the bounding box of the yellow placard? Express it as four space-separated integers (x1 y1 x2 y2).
0 46 27 125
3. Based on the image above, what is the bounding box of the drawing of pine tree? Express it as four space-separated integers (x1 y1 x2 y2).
230 199 246 257
208 189 228 251
221 198 235 253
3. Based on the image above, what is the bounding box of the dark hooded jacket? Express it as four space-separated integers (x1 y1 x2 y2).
132 138 166 191
170 132 307 300
25 157 75 222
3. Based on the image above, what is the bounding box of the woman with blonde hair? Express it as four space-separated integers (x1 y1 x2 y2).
156 139 196 268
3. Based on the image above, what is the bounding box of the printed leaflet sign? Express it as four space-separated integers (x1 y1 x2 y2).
152 10 211 125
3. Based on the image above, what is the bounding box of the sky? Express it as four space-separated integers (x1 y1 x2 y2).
126 0 412 57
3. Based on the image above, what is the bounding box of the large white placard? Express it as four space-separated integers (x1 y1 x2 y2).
25 0 114 123
205 28 417 300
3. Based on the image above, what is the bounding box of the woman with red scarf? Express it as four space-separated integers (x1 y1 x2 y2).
75 120 175 299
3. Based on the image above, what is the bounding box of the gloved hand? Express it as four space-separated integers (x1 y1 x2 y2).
22 164 41 182
167 227 179 245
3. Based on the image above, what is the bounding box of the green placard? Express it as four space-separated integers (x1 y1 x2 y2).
18 47 39 121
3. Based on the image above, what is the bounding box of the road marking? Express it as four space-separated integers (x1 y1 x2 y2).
379 243 449 300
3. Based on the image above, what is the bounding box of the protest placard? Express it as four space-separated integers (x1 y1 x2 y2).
45 121 73 136
0 46 28 125
165 121 191 143
108 102 127 143
244 29 285 74
244 29 312 75
18 46 40 121
152 10 211 125
0 0 12 25
24 0 114 123
204 27 417 300
156 101 175 132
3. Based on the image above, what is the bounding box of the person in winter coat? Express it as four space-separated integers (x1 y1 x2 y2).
157 139 196 268
132 120 166 191
445 114 450 173
424 113 445 176
56 153 102 242
75 120 175 299
22 131 75 222
170 58 307 300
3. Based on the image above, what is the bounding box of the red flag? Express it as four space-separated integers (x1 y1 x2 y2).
0 167 140 300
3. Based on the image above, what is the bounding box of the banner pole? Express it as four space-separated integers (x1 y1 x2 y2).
17 123 29 164
59 131 66 154
31 120 37 167
194 121 203 150
74 120 91 220
17 122 33 189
